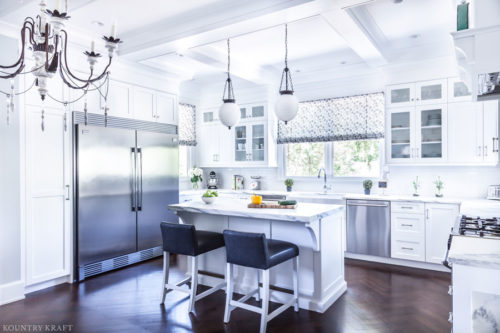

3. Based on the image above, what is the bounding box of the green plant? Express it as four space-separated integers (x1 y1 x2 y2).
189 167 203 184
434 176 444 196
412 176 420 194
363 179 373 190
202 190 218 198
284 178 294 187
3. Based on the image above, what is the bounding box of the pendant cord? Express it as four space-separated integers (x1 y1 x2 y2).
284 24 288 69
227 38 230 79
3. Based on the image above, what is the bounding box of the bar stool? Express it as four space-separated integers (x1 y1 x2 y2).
222 230 299 333
160 222 226 312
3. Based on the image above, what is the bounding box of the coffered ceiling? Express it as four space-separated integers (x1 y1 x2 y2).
0 0 456 90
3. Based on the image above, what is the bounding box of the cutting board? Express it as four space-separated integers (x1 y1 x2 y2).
247 202 297 209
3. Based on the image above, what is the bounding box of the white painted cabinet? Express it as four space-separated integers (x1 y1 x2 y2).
25 106 71 286
156 92 177 125
108 80 132 118
425 203 459 264
448 100 499 164
132 86 155 121
198 121 232 167
447 77 472 102
386 79 447 107
233 121 268 165
387 104 447 163
391 212 426 262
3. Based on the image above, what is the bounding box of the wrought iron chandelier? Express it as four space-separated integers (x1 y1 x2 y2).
0 0 122 130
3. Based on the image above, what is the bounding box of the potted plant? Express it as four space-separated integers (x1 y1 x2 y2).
363 179 373 195
284 178 294 192
434 176 444 197
412 176 420 197
189 167 203 190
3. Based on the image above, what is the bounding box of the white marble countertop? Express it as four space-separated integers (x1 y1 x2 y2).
343 193 463 204
169 199 344 223
180 189 345 200
449 236 500 269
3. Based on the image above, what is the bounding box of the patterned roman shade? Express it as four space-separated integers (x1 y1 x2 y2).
277 92 385 144
179 103 197 146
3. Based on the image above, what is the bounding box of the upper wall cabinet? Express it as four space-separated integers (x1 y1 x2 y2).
156 92 177 125
386 79 447 107
108 80 132 118
448 77 472 102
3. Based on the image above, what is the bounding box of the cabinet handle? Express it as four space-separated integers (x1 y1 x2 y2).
477 145 482 156
402 247 414 251
65 185 70 201
401 224 413 227
493 138 499 153
448 285 453 295
411 98 414 101
426 208 430 219
401 206 413 209
448 312 453 323
484 145 488 157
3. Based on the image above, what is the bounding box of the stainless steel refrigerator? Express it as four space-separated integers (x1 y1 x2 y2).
74 114 178 280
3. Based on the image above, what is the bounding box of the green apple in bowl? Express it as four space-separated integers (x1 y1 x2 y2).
202 190 218 204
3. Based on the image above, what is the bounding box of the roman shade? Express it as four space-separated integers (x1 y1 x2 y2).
277 92 385 144
179 103 197 146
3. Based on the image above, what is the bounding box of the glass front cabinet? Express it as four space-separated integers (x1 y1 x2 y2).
386 79 447 108
387 105 447 163
233 122 267 164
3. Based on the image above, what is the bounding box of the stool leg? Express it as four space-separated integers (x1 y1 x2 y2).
188 255 198 313
161 251 169 304
256 269 261 302
260 269 269 333
223 263 234 323
293 256 299 312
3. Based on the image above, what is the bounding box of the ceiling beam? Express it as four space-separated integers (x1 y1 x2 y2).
321 6 388 67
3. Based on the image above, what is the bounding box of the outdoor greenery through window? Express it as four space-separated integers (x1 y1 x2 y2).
286 142 325 177
285 139 381 178
333 139 381 177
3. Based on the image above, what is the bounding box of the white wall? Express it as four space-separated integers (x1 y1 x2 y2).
181 55 500 198
0 35 23 304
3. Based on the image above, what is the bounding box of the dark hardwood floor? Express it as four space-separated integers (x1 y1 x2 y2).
0 258 451 333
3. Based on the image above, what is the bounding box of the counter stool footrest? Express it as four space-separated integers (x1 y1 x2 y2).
195 281 226 301
267 297 296 322
237 288 260 304
230 300 262 314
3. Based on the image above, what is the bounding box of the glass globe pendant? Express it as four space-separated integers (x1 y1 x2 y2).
219 39 240 129
275 24 298 124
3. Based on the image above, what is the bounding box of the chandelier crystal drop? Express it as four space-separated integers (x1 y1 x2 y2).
275 24 298 124
218 38 240 130
0 0 122 129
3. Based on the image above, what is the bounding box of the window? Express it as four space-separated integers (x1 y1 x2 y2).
333 139 382 177
286 142 325 177
178 103 196 178
179 145 189 177
284 139 382 178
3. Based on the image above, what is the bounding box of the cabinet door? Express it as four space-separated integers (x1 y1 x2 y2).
425 203 459 264
132 87 155 121
234 125 248 162
386 83 415 107
416 79 447 105
250 123 266 162
387 108 416 162
108 80 131 118
448 102 483 164
156 93 177 125
482 100 499 163
448 77 472 102
218 125 232 164
198 124 220 167
25 106 71 285
416 104 447 162
391 212 426 262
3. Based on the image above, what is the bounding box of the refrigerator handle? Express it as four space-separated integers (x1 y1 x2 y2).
131 147 136 212
137 147 143 211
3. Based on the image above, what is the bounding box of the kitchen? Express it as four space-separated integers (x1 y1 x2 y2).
0 0 499 332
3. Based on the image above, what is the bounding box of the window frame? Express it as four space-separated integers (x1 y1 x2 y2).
278 139 385 181
179 145 195 179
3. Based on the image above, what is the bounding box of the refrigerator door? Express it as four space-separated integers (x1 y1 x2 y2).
136 131 179 250
77 125 138 265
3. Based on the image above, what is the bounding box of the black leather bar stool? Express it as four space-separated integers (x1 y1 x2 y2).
160 222 226 312
223 230 299 333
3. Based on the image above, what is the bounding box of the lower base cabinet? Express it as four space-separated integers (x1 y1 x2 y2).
391 202 459 264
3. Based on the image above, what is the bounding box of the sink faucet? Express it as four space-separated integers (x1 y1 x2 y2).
317 168 331 193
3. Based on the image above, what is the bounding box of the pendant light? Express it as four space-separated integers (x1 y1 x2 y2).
275 24 298 124
219 39 240 129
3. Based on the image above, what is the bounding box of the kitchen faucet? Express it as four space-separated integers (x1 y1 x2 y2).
317 168 331 194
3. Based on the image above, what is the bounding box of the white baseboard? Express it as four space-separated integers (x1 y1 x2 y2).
345 252 451 272
0 280 25 306
25 275 71 294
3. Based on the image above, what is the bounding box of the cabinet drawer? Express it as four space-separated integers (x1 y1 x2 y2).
391 239 425 262
391 213 425 238
391 201 424 214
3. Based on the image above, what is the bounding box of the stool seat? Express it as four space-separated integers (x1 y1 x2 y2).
266 239 299 270
160 222 224 256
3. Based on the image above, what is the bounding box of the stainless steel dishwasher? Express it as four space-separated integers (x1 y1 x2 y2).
346 199 391 257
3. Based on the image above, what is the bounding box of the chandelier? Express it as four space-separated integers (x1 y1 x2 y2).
0 0 122 130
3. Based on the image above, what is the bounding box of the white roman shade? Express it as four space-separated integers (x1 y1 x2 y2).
277 92 385 144
179 103 197 146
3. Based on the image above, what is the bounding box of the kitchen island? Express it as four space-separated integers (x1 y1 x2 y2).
168 199 346 313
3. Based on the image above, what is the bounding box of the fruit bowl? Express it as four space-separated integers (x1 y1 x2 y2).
202 196 216 204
